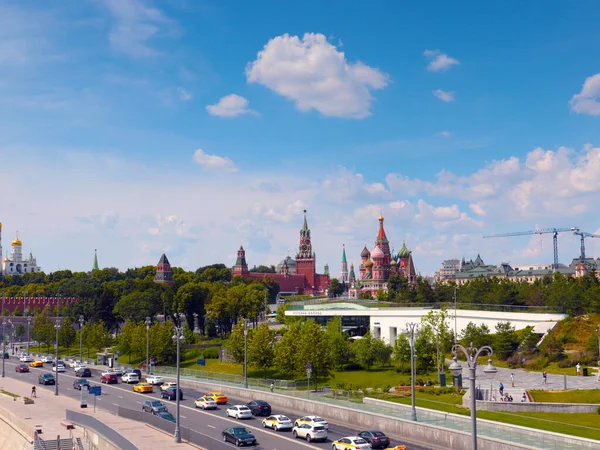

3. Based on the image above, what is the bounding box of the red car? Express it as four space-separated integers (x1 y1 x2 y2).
100 373 118 384
15 364 30 373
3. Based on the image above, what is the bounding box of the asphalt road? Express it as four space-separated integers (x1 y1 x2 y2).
3 357 426 450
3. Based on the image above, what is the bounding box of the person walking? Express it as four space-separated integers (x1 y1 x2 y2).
576 362 581 376
31 386 36 398
270 383 274 393
542 371 547 385
499 382 504 396
510 372 515 387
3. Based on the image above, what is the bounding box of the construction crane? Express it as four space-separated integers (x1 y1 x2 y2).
573 231 600 260
483 227 579 272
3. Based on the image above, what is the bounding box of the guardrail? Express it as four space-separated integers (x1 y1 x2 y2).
117 406 232 449
66 410 137 450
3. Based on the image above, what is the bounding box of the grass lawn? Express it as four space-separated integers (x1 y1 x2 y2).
380 391 466 414
529 389 600 403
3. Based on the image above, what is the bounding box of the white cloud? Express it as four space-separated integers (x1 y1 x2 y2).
433 89 455 102
192 149 238 172
321 167 390 203
246 33 389 119
177 87 192 101
570 73 600 116
99 0 176 58
469 203 486 216
439 131 452 137
206 94 257 117
424 49 460 72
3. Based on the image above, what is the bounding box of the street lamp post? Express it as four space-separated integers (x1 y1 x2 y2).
405 322 419 422
172 326 185 443
243 319 248 389
449 343 497 450
54 318 61 396
145 317 151 374
78 315 84 363
1 318 6 378
7 319 14 355
26 312 32 357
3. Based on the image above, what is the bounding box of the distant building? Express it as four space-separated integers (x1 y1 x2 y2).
154 253 174 285
0 224 41 275
92 249 99 272
232 210 330 295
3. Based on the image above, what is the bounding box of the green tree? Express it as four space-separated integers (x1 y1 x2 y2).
117 321 138 363
274 322 301 379
372 338 393 367
393 332 411 373
421 307 452 372
328 279 344 297
32 308 54 353
58 317 77 351
352 331 376 369
225 322 247 364
296 320 330 387
149 321 176 364
493 321 519 360
248 323 275 378
460 322 492 348
174 282 210 333
325 316 349 370
113 290 161 322
414 325 437 372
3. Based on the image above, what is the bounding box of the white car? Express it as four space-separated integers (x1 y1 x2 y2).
68 360 79 368
41 355 54 363
332 436 371 450
121 373 140 384
262 415 293 431
160 382 177 391
292 423 328 442
74 363 87 371
194 397 217 410
226 405 252 419
145 375 164 385
52 364 65 373
294 415 329 430
19 355 34 363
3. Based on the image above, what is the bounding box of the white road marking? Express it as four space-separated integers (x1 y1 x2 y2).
118 395 123 399
113 403 119 406
136 401 142 404
180 415 187 419
207 425 215 429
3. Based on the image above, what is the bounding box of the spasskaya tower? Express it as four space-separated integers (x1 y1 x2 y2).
295 210 316 289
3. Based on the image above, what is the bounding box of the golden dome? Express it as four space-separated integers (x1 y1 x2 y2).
12 238 22 246
364 258 374 268
2 257 7 262
378 213 384 221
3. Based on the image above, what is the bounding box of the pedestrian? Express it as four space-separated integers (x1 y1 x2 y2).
499 382 504 396
31 386 36 398
270 382 274 393
542 371 547 385
576 362 581 376
510 372 515 387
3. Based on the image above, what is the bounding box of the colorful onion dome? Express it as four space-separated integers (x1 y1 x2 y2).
371 246 384 260
364 258 374 268
360 245 370 259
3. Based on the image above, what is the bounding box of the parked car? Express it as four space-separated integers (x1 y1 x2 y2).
41 355 54 363
292 423 328 442
160 382 177 391
133 382 154 393
261 415 293 431
156 411 176 423
225 405 252 420
29 360 43 367
145 375 164 385
222 427 256 447
247 400 271 416
15 364 30 373
206 391 228 404
122 372 140 384
294 415 328 430
357 430 390 449
100 373 119 384
142 399 167 415
73 378 90 390
38 373 55 385
194 397 218 410
161 387 183 401
331 436 371 450
75 367 92 377
19 355 33 363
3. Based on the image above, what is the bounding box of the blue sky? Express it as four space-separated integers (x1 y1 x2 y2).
1 0 600 276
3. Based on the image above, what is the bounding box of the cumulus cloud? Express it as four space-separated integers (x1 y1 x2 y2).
246 33 389 119
206 94 257 117
424 49 460 72
433 89 455 102
321 167 390 202
192 149 238 172
570 73 600 116
99 0 176 58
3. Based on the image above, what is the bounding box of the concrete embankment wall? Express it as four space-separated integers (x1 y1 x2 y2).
475 400 599 413
0 404 34 450
178 378 534 450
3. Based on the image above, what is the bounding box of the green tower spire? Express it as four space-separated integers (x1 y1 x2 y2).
342 245 347 263
92 249 99 271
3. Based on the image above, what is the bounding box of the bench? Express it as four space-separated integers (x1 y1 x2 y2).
60 421 74 430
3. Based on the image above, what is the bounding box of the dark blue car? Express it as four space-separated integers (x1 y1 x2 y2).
222 426 256 447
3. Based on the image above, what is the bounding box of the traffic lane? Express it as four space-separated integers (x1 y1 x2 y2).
4 360 318 450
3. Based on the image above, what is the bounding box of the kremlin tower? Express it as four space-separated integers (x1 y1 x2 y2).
154 253 174 285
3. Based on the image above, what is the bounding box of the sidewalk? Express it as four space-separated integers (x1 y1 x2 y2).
0 376 197 450
487 365 600 394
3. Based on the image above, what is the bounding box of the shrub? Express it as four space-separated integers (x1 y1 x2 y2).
506 354 523 368
344 363 362 371
202 347 220 359
597 405 600 415
557 359 572 369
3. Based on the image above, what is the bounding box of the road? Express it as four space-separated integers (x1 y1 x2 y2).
3 356 426 450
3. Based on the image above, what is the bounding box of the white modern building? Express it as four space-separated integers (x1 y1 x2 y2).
0 224 42 275
285 302 566 344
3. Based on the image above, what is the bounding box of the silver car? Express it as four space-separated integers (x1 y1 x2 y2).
292 423 328 443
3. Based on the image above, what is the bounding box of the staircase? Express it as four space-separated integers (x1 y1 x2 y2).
33 432 77 450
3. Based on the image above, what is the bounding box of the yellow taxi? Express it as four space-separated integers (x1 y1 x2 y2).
385 446 407 450
29 360 43 367
206 391 228 404
332 436 371 449
133 382 154 393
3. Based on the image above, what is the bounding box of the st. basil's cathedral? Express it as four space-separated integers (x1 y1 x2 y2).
232 210 418 297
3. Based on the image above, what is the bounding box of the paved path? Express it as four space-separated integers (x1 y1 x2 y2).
0 372 197 449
